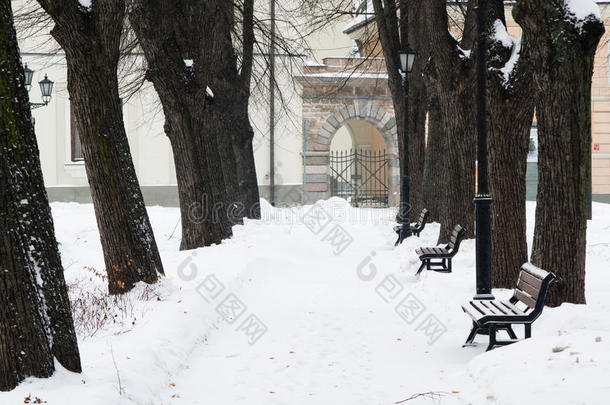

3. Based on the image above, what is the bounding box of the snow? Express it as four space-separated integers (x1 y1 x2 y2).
78 0 91 9
491 20 522 88
492 19 513 48
303 60 326 67
303 72 388 79
565 0 601 22
522 261 551 279
205 86 214 99
343 0 374 33
2 199 610 404
458 47 471 60
184 59 193 68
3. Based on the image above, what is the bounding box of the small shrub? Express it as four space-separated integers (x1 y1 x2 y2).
68 267 164 337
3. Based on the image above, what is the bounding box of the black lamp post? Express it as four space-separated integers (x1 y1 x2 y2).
24 64 54 109
473 0 494 300
396 46 416 246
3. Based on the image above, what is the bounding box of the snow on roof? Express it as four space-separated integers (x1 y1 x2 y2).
302 72 388 80
303 60 326 67
344 0 374 34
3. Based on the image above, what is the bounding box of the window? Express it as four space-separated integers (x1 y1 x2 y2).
70 104 84 162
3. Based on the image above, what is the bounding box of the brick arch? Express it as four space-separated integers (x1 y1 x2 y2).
303 100 400 207
315 102 398 155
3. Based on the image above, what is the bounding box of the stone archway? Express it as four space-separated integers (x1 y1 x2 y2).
295 58 399 206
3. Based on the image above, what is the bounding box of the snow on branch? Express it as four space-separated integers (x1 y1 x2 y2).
564 0 602 32
491 19 521 89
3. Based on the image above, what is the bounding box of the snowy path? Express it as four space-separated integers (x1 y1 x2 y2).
4 200 610 405
158 204 474 405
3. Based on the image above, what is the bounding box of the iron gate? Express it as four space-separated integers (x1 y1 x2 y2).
330 149 389 207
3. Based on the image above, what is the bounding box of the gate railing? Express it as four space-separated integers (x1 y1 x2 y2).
330 149 389 208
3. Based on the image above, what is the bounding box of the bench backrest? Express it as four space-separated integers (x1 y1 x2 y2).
510 263 557 316
447 225 466 253
416 208 429 226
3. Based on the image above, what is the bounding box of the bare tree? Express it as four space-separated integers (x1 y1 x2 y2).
369 0 428 224
485 0 535 288
35 0 164 294
517 0 604 305
0 0 80 391
421 0 477 243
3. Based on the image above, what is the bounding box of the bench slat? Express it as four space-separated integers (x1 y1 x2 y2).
470 301 495 316
514 289 537 309
519 270 543 289
488 301 510 315
517 277 540 300
479 301 503 315
497 300 527 315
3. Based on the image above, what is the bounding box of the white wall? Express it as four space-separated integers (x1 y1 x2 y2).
14 0 356 194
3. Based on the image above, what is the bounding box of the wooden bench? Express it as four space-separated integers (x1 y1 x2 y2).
415 224 466 274
461 263 557 351
394 208 430 245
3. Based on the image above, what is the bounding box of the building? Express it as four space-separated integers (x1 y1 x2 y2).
13 0 610 208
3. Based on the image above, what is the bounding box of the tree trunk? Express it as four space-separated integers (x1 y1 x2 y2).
234 123 261 219
486 1 535 288
164 106 234 250
407 0 429 223
130 0 261 248
516 0 604 305
423 0 476 244
1 0 81 391
37 0 164 294
44 2 163 294
420 91 446 224
129 1 236 250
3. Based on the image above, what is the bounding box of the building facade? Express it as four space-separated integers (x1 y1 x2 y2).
13 0 610 208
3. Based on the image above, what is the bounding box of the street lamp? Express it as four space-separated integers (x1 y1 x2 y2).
39 75 54 104
473 0 494 300
400 48 416 74
24 64 34 91
395 45 417 246
23 65 54 109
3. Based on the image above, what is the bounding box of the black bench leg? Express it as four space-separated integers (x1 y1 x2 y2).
416 261 426 275
486 325 497 351
525 324 531 339
463 322 479 346
506 325 517 340
448 258 452 272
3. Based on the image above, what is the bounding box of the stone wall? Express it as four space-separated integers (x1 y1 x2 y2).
296 58 400 206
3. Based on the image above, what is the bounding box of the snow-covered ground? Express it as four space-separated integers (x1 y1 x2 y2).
3 198 610 405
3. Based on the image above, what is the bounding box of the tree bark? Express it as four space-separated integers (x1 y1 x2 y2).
406 0 429 222
236 0 261 219
486 1 535 288
36 0 164 294
1 0 81 391
423 0 477 244
129 0 261 249
371 0 427 223
420 90 446 224
515 0 604 305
